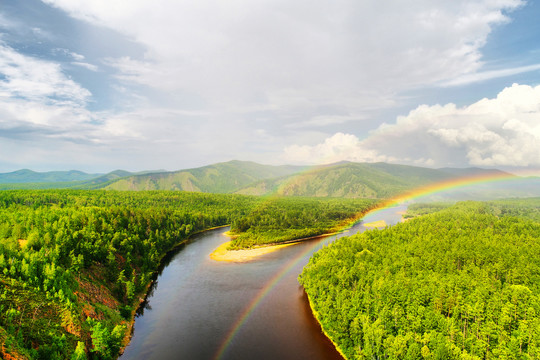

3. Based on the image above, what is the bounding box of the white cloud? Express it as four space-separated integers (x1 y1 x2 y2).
52 48 86 61
71 61 99 72
1 1 533 171
0 42 260 170
442 63 540 86
286 115 363 129
103 56 163 87
0 43 91 105
0 96 92 132
69 51 85 61
282 132 393 164
42 0 523 113
283 84 540 167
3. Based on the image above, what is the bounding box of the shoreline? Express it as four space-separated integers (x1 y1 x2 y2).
209 205 380 263
120 224 230 355
301 207 406 360
362 219 387 228
304 288 347 360
210 240 296 262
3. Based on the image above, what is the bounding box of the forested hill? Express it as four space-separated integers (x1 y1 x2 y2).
102 161 467 196
103 160 303 192
234 162 514 198
0 170 160 190
0 190 261 359
0 169 103 184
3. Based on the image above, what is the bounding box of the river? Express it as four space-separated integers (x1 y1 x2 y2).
120 205 406 360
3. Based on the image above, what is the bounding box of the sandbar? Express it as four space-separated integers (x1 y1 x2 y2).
363 220 387 228
210 240 296 262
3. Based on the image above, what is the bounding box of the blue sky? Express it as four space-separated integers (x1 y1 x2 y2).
0 0 539 172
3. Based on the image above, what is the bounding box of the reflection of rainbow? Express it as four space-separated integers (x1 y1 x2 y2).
213 169 520 359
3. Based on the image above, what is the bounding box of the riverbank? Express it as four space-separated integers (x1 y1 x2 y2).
363 220 387 228
121 224 231 355
210 239 296 262
300 206 406 360
304 289 347 360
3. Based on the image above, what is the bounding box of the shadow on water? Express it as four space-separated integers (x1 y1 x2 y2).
135 226 228 318
136 241 189 317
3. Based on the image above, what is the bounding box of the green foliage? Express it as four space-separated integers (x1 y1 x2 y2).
236 162 454 198
0 189 260 359
87 319 125 360
300 200 540 359
228 197 376 249
489 197 540 223
404 202 453 218
0 275 72 360
70 342 87 360
104 160 302 192
407 198 540 222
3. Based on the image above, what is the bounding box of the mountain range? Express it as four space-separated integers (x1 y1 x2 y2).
1 160 538 200
0 169 103 184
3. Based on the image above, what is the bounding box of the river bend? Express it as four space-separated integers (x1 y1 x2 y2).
120 205 405 360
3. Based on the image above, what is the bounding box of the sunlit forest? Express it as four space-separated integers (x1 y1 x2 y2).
2 188 540 359
0 190 262 359
0 190 374 359
300 199 540 359
3 0 540 358
228 197 376 249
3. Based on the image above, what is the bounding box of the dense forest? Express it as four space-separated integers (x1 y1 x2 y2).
228 197 376 249
0 190 375 359
0 190 260 359
6 187 538 359
300 199 540 359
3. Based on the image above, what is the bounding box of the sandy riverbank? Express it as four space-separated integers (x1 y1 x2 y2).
363 220 387 228
210 229 347 262
210 240 296 262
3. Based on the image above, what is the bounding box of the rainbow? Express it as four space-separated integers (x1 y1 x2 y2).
213 169 522 358
344 171 521 226
376 170 518 209
212 238 323 359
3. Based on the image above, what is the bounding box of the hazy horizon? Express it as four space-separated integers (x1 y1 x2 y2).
0 159 530 178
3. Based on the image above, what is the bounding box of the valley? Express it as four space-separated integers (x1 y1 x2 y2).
0 162 539 359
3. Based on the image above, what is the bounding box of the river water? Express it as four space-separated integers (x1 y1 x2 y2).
120 205 406 360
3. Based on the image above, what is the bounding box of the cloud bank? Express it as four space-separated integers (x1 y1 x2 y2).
42 0 523 111
0 0 535 171
283 84 540 167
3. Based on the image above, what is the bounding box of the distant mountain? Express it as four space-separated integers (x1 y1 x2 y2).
2 161 536 201
421 175 540 201
235 162 452 198
437 167 512 178
103 160 304 192
78 170 137 189
0 169 171 190
0 169 102 183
